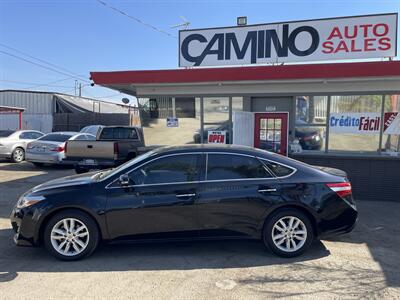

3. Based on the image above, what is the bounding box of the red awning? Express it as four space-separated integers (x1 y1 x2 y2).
91 61 400 85
0 105 25 114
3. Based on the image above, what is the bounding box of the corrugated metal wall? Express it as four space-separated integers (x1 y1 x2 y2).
0 91 54 132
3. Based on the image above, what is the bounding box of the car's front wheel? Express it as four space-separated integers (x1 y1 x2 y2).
263 208 314 258
43 210 99 260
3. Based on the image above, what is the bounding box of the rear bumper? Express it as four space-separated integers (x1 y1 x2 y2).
26 152 71 165
316 198 358 239
65 157 125 169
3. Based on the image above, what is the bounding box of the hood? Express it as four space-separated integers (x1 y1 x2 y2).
31 171 98 192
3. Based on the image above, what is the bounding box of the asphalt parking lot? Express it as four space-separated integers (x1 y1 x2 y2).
0 161 399 299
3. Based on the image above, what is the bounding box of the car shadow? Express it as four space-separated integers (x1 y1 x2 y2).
0 228 330 283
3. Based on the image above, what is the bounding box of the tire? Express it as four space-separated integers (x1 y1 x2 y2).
75 165 89 174
32 162 44 167
263 208 314 258
43 209 99 261
11 147 25 163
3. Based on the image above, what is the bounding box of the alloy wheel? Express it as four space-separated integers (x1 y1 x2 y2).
50 218 90 256
271 216 307 252
13 148 24 162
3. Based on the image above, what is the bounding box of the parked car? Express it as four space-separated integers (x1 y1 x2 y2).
26 132 95 166
0 130 44 163
10 144 357 261
63 126 146 173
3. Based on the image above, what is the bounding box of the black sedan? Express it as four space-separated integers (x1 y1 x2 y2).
10 145 357 260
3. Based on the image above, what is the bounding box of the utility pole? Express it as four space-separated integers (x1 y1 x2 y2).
79 83 82 97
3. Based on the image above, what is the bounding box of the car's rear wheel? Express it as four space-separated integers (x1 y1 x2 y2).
11 147 25 163
43 210 99 261
263 208 314 258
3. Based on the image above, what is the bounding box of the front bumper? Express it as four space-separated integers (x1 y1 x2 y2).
10 205 41 247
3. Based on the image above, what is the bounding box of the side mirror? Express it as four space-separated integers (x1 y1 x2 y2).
119 174 131 186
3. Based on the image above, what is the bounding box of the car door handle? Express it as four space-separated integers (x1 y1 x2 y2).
258 188 277 193
176 193 196 198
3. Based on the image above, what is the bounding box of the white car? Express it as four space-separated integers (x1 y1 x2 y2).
0 130 44 163
26 132 95 166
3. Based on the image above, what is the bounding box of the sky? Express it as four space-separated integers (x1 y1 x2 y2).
0 0 399 103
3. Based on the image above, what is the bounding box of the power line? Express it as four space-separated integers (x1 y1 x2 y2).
95 0 177 39
26 77 76 89
0 43 89 82
0 78 74 89
0 50 90 83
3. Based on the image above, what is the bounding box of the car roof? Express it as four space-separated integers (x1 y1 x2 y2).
151 144 270 156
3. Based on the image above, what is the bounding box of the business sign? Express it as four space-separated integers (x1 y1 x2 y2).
166 117 179 127
179 13 397 67
208 130 226 143
329 112 400 134
384 112 400 134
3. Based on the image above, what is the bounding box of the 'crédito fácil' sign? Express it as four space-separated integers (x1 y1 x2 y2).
208 130 226 143
329 112 400 134
179 13 397 67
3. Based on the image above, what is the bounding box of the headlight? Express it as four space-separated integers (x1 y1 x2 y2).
16 195 46 209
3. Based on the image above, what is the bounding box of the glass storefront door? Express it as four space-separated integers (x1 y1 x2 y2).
254 113 288 156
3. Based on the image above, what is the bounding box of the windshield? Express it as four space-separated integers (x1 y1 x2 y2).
38 133 74 142
93 150 157 181
0 130 15 137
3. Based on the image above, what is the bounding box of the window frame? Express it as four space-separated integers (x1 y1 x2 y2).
105 152 297 189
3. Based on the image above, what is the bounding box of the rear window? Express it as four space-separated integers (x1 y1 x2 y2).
262 160 295 177
99 128 138 140
0 130 15 137
38 134 73 142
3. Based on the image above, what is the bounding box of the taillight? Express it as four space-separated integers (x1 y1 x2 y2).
50 146 65 152
326 182 352 198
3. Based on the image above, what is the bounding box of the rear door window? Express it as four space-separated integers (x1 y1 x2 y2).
206 154 272 181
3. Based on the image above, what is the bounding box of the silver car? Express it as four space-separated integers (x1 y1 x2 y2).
0 130 44 163
26 132 95 166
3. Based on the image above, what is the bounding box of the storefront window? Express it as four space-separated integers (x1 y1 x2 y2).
203 97 243 144
140 97 201 146
328 95 382 153
381 95 400 155
203 97 229 123
294 96 327 152
296 96 327 125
